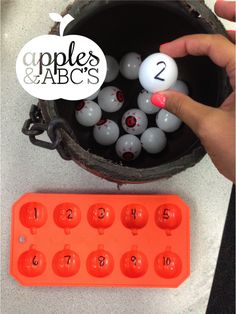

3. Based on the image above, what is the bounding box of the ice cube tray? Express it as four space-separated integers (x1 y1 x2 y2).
10 193 190 287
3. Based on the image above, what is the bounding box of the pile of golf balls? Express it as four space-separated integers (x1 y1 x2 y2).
75 52 189 162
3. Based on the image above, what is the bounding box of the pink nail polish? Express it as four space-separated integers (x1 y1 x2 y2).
228 29 236 33
151 93 166 108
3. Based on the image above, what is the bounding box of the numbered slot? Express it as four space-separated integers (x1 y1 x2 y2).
154 251 182 279
86 246 114 277
121 204 148 235
87 203 115 234
120 248 148 278
52 246 80 277
19 202 47 234
11 194 190 287
155 204 182 235
18 247 46 277
53 203 81 234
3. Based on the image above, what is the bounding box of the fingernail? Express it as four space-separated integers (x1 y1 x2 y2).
160 42 169 48
228 29 236 33
151 93 166 108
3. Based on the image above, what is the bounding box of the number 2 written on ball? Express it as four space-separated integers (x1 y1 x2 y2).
154 61 166 81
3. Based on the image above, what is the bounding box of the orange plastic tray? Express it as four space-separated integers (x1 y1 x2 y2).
10 193 190 287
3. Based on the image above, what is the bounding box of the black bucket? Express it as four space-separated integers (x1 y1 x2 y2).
37 0 230 183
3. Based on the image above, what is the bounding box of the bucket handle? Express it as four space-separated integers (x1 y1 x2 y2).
22 104 76 160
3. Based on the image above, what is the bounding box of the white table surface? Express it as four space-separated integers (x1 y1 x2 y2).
1 1 233 313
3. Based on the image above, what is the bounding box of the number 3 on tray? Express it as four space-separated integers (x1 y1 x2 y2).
87 203 115 234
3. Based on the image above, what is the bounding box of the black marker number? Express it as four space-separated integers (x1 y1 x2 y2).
131 256 137 266
32 256 38 265
98 208 105 219
98 256 105 266
154 61 166 81
131 208 136 220
34 207 38 219
66 209 73 219
163 256 171 266
163 208 169 220
64 255 71 264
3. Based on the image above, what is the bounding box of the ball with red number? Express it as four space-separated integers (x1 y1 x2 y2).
52 249 80 277
18 249 46 277
53 203 81 229
154 251 182 278
86 249 114 277
120 250 148 278
87 203 115 229
19 202 47 229
121 204 148 230
155 204 182 230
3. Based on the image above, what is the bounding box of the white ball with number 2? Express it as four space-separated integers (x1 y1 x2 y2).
93 119 119 146
137 89 160 114
141 128 167 154
116 134 141 161
156 109 182 133
139 53 178 93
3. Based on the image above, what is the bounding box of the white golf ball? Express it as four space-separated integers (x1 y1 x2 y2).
169 80 189 95
156 109 182 132
98 86 124 112
116 134 142 161
105 55 119 83
141 128 167 154
139 53 178 93
137 89 160 114
75 100 102 127
120 52 142 80
122 109 148 135
86 88 100 100
93 119 120 146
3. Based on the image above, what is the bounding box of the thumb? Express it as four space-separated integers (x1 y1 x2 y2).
151 91 213 136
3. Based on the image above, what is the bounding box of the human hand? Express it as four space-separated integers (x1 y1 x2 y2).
151 1 235 183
